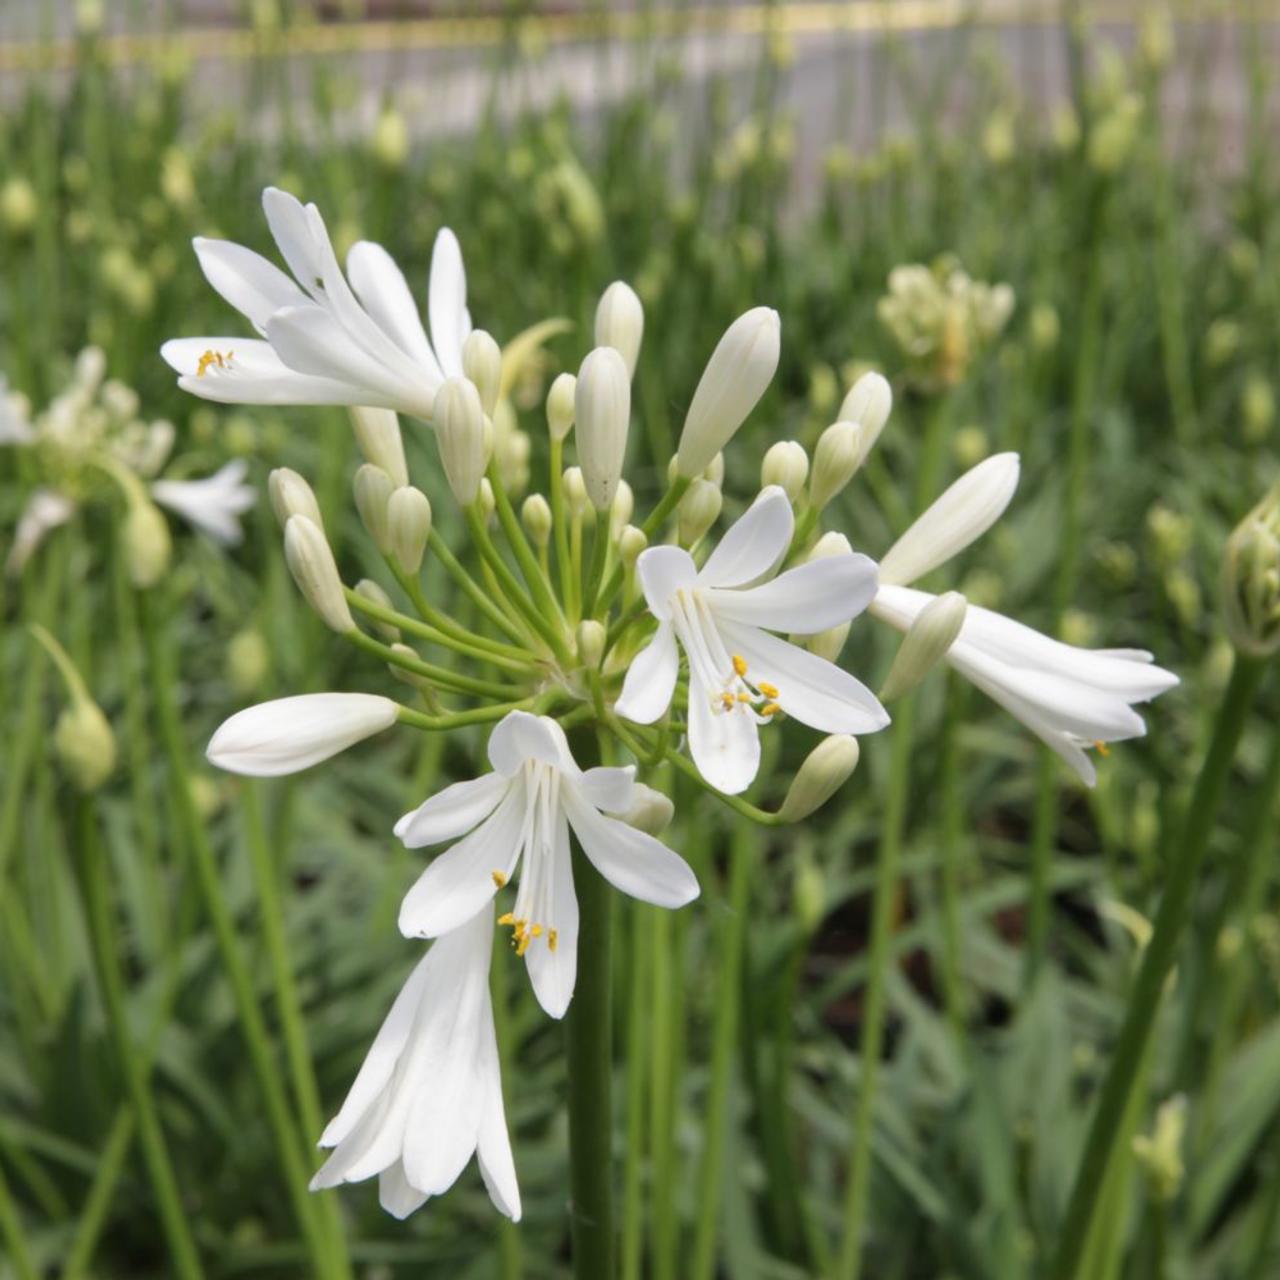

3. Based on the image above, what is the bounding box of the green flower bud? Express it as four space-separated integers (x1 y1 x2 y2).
284 515 353 633
577 620 606 670
1029 302 1060 352
546 372 577 441
562 466 589 516
677 478 722 547
349 407 408 487
778 734 861 823
1242 374 1275 442
125 501 171 589
268 467 323 530
388 486 432 575
761 440 809 500
879 591 967 702
477 477 496 522
371 103 409 169
227 628 270 695
809 420 863 510
30 625 116 791
611 479 635 536
618 523 647 565
355 579 400 642
1132 1096 1186 1204
1221 483 1280 656
793 852 827 934
462 329 503 417
354 463 394 553
521 493 553 549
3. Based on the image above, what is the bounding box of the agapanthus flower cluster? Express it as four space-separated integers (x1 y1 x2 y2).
1 348 254 580
168 187 1175 1220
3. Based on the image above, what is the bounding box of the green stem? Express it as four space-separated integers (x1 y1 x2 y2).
565 732 615 1278
0 1159 38 1280
550 437 574 605
1048 655 1267 1280
75 798 204 1280
346 629 524 701
427 527 528 644
836 690 919 1280
140 593 339 1280
60 1108 135 1280
621 904 650 1280
936 674 968 1039
582 513 612 619
598 477 691 613
690 825 755 1280
487 462 570 636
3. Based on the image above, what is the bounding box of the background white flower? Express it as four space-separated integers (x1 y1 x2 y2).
152 459 257 545
311 908 520 1221
396 711 699 1019
615 486 889 795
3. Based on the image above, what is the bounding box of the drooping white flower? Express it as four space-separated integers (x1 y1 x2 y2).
868 454 1178 784
396 711 698 1019
0 376 34 445
615 486 889 795
161 188 472 420
152 459 257 545
207 692 399 776
311 908 519 1221
6 488 76 576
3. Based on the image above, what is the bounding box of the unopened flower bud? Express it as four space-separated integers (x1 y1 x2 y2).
227 628 270 695
125 501 171 589
794 532 855 660
371 104 409 169
1132 1096 1186 1204
1222 482 1280 656
777 734 860 823
761 440 809 500
703 452 725 488
837 370 892 447
522 493 553 548
594 281 644 378
879 591 967 702
678 478 722 546
386 643 432 691
563 466 589 516
354 463 394 553
575 346 631 509
809 421 863 510
618 524 647 565
619 783 674 836
30 625 117 791
269 467 323 530
433 376 489 505
284 516 353 633
462 329 502 417
478 477 495 521
611 479 634 535
577 620 606 670
793 853 826 934
547 372 577 441
677 306 781 477
349 406 408 488
355 579 400 641
388 486 432 575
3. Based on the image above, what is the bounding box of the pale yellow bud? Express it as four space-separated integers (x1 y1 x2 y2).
547 372 577 441
371 104 409 169
594 281 644 378
478 478 496 521
678 479 722 547
268 467 323 530
227 628 270 695
618 783 674 836
388 643 432 691
563 466 589 516
284 516 353 633
353 464 394 554
577 620 606 670
355 579 400 642
611 479 634 535
703 452 725 488
462 329 503 417
433 377 489 506
1222 483 1280 656
618 524 647 565
350 407 409 488
388 486 432 575
1132 1096 1186 1203
521 494 553 548
761 440 808 500
879 592 967 702
125 501 171 589
56 698 117 791
809 421 863 510
778 735 860 822
793 853 827 934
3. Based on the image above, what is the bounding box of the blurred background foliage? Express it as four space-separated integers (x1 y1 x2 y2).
2 2 1280 1277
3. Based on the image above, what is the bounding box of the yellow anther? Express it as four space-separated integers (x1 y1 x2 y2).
491 870 508 888
516 932 532 957
736 691 752 703
498 912 515 926
760 701 782 717
196 348 233 377
548 929 559 952
1094 740 1111 757
531 924 544 938
720 692 736 711
732 654 748 677
758 680 780 699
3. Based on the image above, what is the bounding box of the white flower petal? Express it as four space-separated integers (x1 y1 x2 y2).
475 1063 522 1221
398 786 526 937
262 187 328 297
635 545 699 620
378 1160 431 1220
347 240 443 382
402 1035 487 1195
719 621 891 735
6 488 75 575
879 453 1020 586
152 460 256 545
575 765 636 815
206 693 398 776
562 783 700 907
192 236 308 335
685 672 762 795
707 552 878 634
523 806 578 1019
696 485 794 588
614 621 679 724
487 711 578 777
163 337 363 407
428 228 470 379
394 773 511 848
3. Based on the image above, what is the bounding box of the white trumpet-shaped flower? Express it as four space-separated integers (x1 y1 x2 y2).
152 459 257 545
161 187 472 419
615 486 889 795
6 488 75 576
869 454 1178 784
396 712 698 1019
311 908 519 1221
207 693 399 776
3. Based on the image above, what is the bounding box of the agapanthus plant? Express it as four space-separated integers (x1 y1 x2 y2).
167 187 1176 1270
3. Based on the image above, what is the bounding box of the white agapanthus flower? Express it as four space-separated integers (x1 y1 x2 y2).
152 459 257 545
161 187 471 419
311 908 520 1222
6 488 76 576
396 711 699 1019
869 452 1178 784
615 486 889 795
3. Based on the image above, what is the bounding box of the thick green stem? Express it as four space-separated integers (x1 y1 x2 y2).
60 1108 135 1280
621 903 650 1280
565 847 615 1277
0 1159 38 1280
837 690 919 1280
75 799 204 1280
1048 655 1267 1280
582 513 612 619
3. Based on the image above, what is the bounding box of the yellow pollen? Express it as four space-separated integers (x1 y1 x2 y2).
1094 740 1111 757
720 692 736 711
549 929 559 952
736 691 752 703
498 912 515 926
758 681 779 699
760 701 782 718
732 654 748 677
531 924 544 938
195 348 233 377
491 870 508 888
